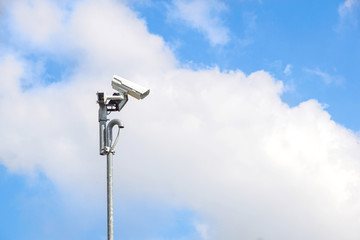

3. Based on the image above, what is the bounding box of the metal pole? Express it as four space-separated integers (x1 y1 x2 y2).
105 119 123 240
97 93 108 156
107 152 114 240
97 77 149 240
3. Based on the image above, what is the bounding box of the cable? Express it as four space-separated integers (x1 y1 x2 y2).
110 126 121 152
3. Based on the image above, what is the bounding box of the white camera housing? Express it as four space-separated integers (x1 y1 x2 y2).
112 75 150 100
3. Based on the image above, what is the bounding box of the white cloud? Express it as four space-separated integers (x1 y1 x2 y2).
168 0 230 46
284 64 292 76
7 0 64 45
305 67 344 85
337 0 360 28
339 0 359 18
1 0 360 239
194 221 210 240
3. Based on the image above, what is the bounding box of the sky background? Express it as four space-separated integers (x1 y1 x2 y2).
0 0 360 239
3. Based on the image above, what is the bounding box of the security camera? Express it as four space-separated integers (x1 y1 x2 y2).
112 75 150 100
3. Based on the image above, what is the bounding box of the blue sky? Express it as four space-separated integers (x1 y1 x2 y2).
1 0 360 239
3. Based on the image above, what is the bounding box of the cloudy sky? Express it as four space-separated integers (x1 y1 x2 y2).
1 0 360 239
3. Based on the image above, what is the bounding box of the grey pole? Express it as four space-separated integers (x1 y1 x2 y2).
97 93 108 156
98 92 125 240
107 151 114 240
106 119 123 240
99 104 107 155
97 75 149 240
